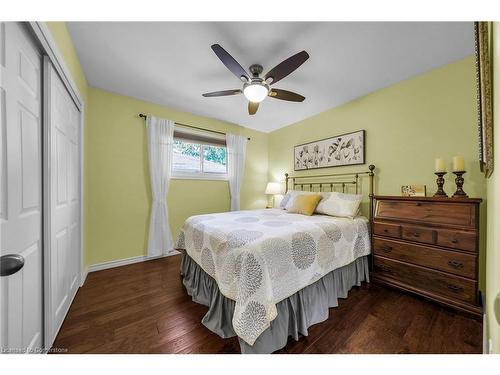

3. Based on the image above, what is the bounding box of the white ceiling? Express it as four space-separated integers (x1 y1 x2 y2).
67 22 474 133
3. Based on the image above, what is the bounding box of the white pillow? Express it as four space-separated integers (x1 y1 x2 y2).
315 192 363 218
280 190 317 210
279 190 294 209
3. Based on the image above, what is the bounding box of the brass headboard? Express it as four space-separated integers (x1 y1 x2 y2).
284 164 376 221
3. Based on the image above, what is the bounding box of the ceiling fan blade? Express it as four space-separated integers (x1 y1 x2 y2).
202 89 242 97
269 89 305 102
248 101 259 115
265 50 309 85
211 44 249 82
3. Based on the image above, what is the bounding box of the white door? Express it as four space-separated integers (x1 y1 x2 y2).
44 61 81 347
0 22 43 353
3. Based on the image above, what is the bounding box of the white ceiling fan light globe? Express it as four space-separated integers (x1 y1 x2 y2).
243 83 269 103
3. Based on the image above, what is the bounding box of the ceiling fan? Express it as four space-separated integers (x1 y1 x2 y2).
202 44 309 115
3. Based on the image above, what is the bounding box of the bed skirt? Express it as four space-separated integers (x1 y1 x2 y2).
180 253 370 354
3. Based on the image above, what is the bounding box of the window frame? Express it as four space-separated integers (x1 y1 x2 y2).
171 127 228 181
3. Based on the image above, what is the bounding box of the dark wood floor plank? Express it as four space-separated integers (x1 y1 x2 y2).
335 313 411 354
51 254 482 354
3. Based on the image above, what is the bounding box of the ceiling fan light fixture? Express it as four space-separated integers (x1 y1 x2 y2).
243 82 269 103
203 44 309 115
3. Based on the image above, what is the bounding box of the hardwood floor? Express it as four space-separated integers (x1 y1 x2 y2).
52 254 483 354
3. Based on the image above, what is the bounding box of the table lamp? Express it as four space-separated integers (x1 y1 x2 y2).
265 182 282 208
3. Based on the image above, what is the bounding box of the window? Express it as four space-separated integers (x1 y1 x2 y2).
172 126 227 179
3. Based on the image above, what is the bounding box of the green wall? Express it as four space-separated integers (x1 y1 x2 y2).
268 56 487 290
486 22 500 354
45 22 88 100
85 88 268 266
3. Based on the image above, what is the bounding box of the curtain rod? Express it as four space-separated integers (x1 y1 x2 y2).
138 113 251 141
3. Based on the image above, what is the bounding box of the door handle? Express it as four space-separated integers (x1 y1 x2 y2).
0 254 25 277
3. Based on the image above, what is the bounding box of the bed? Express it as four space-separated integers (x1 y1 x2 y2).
176 166 376 353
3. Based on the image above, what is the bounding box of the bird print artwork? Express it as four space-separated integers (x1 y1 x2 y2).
294 130 365 170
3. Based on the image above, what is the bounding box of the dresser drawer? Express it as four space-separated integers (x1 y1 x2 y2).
401 225 435 245
373 256 477 304
373 222 401 238
373 238 477 278
437 229 477 252
375 200 475 227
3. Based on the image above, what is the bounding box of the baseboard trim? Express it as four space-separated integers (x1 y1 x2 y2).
482 293 489 354
87 250 181 273
80 268 88 287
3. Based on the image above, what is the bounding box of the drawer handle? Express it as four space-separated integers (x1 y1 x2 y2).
413 232 420 238
451 239 459 244
448 260 464 269
381 245 393 253
378 265 393 274
447 284 464 294
416 202 422 207
383 229 389 233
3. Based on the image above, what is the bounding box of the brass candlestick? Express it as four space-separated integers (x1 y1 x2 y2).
433 172 448 197
452 171 468 198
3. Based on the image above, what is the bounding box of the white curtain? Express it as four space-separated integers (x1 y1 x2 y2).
226 133 248 211
146 115 174 258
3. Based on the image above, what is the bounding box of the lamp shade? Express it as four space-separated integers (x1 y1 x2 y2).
265 182 282 195
243 83 269 103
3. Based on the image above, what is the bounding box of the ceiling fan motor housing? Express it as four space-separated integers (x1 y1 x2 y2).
249 64 264 77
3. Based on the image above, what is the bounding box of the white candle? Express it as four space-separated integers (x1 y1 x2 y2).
435 158 446 173
452 156 465 172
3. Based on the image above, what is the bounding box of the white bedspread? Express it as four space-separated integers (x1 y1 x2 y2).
176 208 371 345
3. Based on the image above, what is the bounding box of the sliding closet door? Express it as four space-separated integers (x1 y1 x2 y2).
0 22 43 352
44 60 82 347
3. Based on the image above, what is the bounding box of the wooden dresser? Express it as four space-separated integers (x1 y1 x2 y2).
371 196 482 317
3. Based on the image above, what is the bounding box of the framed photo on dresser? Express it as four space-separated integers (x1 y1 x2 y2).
401 185 426 197
294 130 365 171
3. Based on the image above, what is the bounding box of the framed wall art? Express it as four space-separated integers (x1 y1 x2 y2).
294 130 365 171
475 21 494 178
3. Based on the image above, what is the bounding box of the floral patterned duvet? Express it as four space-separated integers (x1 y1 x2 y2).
176 208 371 346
